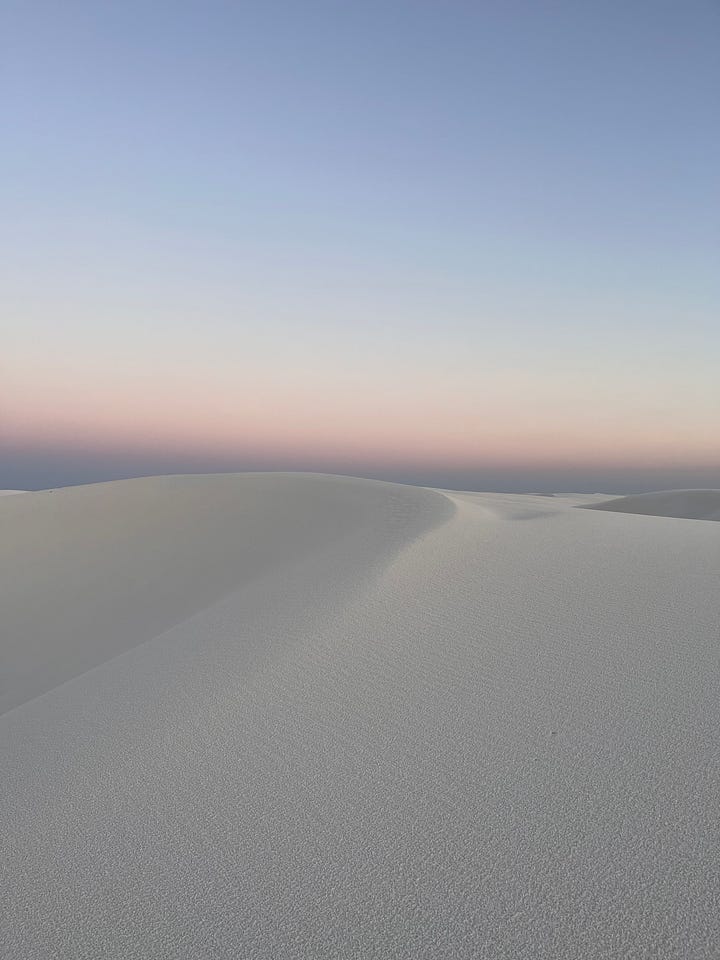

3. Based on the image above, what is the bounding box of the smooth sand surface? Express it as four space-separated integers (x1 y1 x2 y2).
0 474 444 714
2 474 719 959
584 488 720 521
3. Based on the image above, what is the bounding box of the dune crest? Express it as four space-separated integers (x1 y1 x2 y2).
0 473 450 714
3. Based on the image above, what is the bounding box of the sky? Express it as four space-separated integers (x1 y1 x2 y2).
3 0 719 492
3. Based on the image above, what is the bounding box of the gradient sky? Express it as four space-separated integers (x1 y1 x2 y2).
3 1 719 491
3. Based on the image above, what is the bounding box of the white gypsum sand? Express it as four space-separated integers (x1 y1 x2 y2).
0 473 444 714
583 488 720 521
2 474 719 959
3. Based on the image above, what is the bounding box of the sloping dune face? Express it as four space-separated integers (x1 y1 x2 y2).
0 473 450 714
2 477 720 959
584 489 720 520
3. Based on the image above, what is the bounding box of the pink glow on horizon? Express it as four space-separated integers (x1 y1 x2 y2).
5 409 719 473
6 350 719 474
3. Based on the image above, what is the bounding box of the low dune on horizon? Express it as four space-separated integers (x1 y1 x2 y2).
583 488 720 521
2 473 720 959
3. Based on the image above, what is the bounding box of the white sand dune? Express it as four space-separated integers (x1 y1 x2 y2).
0 474 443 714
2 474 719 959
584 488 720 521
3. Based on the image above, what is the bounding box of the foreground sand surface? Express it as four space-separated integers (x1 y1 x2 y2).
2 474 719 959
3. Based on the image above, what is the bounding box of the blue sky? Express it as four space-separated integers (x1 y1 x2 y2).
3 1 719 490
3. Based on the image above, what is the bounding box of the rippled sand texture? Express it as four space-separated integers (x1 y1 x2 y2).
2 475 719 959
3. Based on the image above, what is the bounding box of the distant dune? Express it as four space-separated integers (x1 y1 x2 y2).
584 488 720 521
2 474 719 959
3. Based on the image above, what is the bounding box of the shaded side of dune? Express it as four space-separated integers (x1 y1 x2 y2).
0 473 452 714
